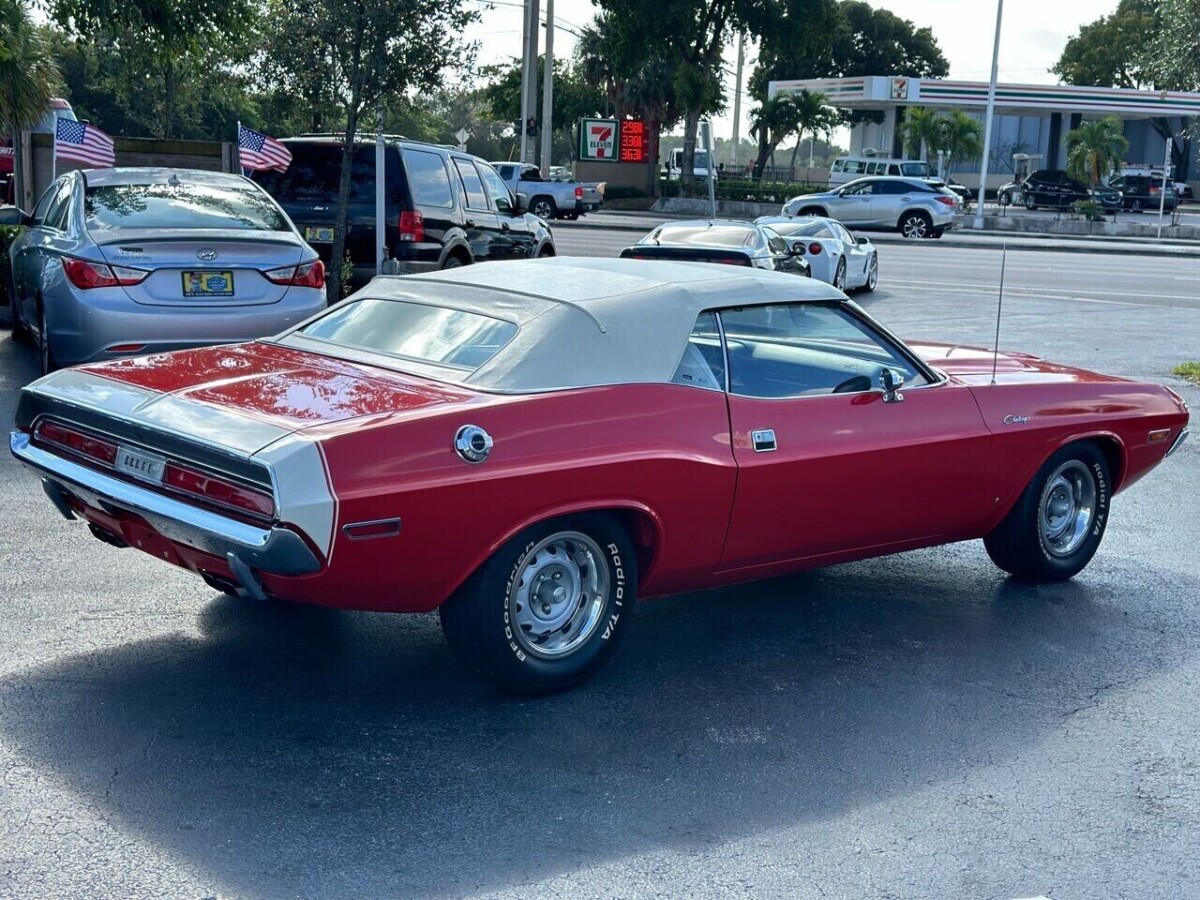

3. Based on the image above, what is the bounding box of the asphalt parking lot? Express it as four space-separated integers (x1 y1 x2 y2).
1 237 1197 899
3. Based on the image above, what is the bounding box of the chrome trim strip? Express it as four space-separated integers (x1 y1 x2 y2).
11 432 321 576
1167 427 1189 457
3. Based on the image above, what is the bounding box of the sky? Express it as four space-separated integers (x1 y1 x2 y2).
462 0 1123 141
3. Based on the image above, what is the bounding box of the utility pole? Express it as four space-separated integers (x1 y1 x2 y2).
540 0 554 177
731 32 745 172
519 0 541 164
974 0 1004 229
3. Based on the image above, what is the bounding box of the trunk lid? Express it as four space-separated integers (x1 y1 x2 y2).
93 229 305 307
19 342 477 457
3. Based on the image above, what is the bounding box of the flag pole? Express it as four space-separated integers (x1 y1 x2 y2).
235 121 242 175
51 121 57 183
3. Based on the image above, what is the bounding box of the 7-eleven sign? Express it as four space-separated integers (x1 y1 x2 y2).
580 118 618 160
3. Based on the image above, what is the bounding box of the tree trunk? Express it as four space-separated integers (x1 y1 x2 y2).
789 134 802 178
163 57 176 140
327 13 367 304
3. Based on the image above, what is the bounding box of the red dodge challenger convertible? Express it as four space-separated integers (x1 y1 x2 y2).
11 259 1190 693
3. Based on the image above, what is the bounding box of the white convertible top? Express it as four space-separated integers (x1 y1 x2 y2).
308 258 845 393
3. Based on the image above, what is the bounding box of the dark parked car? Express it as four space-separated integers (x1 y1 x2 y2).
1108 174 1177 212
620 220 811 277
252 136 555 287
1000 169 1120 212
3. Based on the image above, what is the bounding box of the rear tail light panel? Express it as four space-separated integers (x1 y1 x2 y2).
808 242 823 255
399 209 425 243
265 259 325 288
935 196 958 207
62 257 149 290
30 418 276 524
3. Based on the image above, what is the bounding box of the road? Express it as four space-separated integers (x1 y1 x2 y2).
0 233 1198 899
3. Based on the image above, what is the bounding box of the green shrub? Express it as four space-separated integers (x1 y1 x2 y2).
1174 362 1200 385
1070 199 1107 222
603 185 647 201
659 178 824 204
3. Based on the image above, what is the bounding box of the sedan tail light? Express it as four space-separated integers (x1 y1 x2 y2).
399 209 424 243
808 242 823 255
935 196 958 207
163 462 276 520
264 259 325 288
62 257 149 290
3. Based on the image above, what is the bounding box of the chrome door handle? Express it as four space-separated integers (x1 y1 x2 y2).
751 429 777 452
501 222 510 231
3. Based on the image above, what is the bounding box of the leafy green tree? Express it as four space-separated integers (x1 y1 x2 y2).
938 110 983 177
900 106 942 161
829 1 949 79
1066 115 1130 185
787 91 837 171
0 0 61 132
261 0 477 299
1143 0 1200 91
1052 0 1158 90
49 0 258 139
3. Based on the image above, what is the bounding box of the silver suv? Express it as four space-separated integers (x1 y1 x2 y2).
783 176 960 239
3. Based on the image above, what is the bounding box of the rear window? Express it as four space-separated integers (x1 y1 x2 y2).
770 220 833 238
254 144 377 203
297 299 517 370
404 149 454 208
84 182 290 232
899 162 933 177
644 225 756 248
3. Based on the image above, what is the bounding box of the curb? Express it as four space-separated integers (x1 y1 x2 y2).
556 218 1200 258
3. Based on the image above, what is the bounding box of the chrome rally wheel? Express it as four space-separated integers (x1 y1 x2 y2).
984 442 1111 582
440 513 637 694
509 531 608 658
863 254 878 292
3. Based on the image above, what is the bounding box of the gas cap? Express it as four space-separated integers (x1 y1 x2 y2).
454 425 493 463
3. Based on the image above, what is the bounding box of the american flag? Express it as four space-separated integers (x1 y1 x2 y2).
55 119 116 167
238 124 292 172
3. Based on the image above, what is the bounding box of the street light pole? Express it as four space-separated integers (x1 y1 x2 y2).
731 33 745 171
973 0 1004 230
540 0 554 178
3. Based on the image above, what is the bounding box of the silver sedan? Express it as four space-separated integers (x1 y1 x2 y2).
3 167 327 374
755 216 877 292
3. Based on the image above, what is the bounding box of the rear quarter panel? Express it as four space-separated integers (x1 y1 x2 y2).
279 384 737 612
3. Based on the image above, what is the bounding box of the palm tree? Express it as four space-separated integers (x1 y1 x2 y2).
0 0 60 133
1066 115 1129 186
939 110 983 178
787 90 834 173
900 106 942 162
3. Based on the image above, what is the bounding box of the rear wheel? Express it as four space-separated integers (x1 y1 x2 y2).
860 255 878 292
899 211 933 239
983 442 1111 582
832 258 847 291
530 196 557 220
439 513 636 695
7 269 31 344
1024 194 1038 211
440 255 465 270
38 304 58 374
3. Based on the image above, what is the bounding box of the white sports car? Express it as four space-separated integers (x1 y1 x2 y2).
756 216 878 293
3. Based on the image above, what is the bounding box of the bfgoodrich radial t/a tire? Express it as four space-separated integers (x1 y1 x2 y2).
439 513 637 695
984 442 1111 582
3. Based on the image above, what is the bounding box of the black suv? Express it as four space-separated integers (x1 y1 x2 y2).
1108 174 1177 212
1001 169 1120 212
252 135 555 287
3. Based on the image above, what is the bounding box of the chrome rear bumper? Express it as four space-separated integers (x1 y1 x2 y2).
10 431 320 576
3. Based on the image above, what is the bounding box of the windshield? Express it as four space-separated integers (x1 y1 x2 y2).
297 299 518 371
85 182 290 232
643 225 755 247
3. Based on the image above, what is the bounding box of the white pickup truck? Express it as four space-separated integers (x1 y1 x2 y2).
491 162 605 221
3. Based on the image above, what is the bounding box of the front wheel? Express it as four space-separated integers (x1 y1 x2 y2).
1024 194 1038 211
439 513 637 695
983 442 1111 582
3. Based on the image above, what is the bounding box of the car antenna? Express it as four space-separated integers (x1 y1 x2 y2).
990 243 1008 385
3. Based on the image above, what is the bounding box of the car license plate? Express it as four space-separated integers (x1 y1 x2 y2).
182 271 234 297
304 226 335 243
115 445 166 484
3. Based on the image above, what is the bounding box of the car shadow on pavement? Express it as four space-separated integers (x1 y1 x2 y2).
0 541 1191 898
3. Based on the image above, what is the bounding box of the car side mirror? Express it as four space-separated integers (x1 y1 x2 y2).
514 192 529 214
855 236 869 246
0 205 31 227
880 367 905 403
